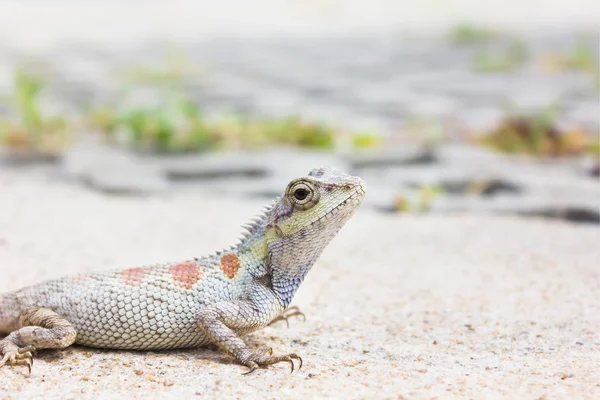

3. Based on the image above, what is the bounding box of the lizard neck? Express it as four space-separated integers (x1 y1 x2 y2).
267 232 327 308
266 219 352 307
271 265 314 308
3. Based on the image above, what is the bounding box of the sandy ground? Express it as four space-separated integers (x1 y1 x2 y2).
0 166 599 399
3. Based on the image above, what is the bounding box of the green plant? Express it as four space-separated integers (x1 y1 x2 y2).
87 107 118 133
89 94 341 153
539 38 598 75
568 41 596 71
472 41 529 73
352 133 382 149
214 115 338 150
478 103 594 157
14 69 44 131
278 117 336 149
450 23 497 44
394 195 411 213
585 136 600 157
418 185 444 212
89 56 367 153
0 68 71 155
394 185 444 213
111 94 218 153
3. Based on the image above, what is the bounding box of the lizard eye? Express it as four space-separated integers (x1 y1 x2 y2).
294 188 308 200
286 180 320 210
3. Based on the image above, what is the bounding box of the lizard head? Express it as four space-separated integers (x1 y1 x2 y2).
265 166 366 306
267 166 366 237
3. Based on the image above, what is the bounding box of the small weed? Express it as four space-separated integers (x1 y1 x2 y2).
263 116 336 150
87 107 118 133
539 38 598 74
418 185 444 212
104 94 219 153
352 133 382 149
568 41 597 71
586 136 600 157
394 185 444 213
394 195 411 213
87 94 340 153
450 23 497 44
472 41 529 73
0 68 71 156
478 104 595 157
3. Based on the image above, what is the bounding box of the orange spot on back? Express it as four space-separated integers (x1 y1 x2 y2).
121 267 147 286
170 261 203 290
221 253 240 279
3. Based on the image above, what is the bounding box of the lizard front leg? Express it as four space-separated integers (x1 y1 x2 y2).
0 307 77 373
196 300 302 375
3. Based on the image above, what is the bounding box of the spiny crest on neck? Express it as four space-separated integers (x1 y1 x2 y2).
238 197 280 241
203 197 279 259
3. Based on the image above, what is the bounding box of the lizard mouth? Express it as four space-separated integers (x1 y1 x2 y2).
308 184 365 228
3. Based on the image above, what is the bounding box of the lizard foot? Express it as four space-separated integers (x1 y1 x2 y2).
0 342 35 374
268 306 306 328
242 351 302 375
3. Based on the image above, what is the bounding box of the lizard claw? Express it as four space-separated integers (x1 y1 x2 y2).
247 351 303 374
25 358 32 375
282 353 302 373
268 306 306 328
242 363 259 376
0 341 35 375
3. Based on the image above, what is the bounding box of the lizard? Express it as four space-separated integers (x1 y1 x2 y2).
0 166 366 375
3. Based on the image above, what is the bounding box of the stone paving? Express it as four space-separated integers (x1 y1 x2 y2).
55 138 598 223
0 31 598 223
1 35 598 132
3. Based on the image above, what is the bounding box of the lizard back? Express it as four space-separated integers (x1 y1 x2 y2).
1 251 264 350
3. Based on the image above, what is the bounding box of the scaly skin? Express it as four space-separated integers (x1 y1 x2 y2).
0 166 366 374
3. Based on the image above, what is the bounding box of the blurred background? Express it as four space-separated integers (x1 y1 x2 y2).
1 0 599 223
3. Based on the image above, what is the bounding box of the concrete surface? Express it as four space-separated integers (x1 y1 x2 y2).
0 166 599 399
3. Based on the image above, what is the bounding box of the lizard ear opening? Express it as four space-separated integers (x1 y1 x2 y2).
285 180 320 211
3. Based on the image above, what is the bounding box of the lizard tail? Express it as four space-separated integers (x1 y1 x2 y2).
0 292 23 334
